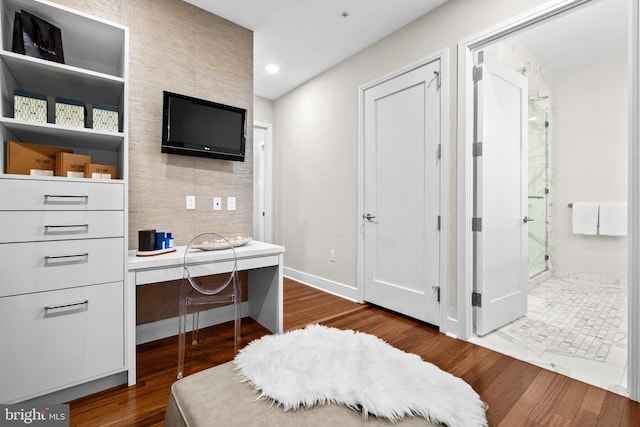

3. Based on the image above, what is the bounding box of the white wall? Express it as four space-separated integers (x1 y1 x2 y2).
551 55 628 279
273 0 550 298
254 96 275 124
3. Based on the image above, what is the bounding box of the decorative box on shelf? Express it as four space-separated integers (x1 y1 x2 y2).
5 140 71 176
85 163 116 179
93 104 119 132
14 91 47 123
55 97 86 128
55 152 91 178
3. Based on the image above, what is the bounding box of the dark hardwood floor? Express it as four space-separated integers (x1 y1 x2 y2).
69 278 640 426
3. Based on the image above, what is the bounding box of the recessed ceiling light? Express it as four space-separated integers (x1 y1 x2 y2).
266 64 280 74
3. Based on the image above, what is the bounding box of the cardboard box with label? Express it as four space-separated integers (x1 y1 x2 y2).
55 152 92 178
85 163 116 179
5 141 71 176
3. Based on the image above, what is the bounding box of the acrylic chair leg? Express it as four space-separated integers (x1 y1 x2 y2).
192 311 200 345
233 292 241 354
177 297 187 379
236 273 242 346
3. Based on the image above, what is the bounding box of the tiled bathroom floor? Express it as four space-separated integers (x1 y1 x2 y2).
470 273 628 396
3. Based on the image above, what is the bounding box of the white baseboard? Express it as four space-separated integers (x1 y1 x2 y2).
284 267 359 302
136 302 249 344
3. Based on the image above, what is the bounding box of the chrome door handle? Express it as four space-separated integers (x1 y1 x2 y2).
363 214 376 221
523 216 534 223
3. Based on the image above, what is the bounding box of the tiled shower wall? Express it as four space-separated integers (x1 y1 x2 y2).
528 100 549 278
50 0 254 249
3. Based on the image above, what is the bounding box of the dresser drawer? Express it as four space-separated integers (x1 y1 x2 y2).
0 211 124 243
0 178 124 211
0 238 124 297
0 281 124 403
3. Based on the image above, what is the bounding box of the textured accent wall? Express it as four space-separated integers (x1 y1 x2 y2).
50 0 254 248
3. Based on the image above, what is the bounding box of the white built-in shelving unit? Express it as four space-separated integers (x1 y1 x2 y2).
0 0 128 403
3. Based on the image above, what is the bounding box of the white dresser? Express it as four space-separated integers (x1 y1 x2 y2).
0 0 128 403
0 177 127 403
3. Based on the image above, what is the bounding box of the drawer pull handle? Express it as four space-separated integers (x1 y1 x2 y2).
44 300 89 314
44 253 89 261
44 224 89 232
44 194 89 204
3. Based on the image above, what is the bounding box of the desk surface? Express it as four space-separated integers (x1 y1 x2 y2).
128 240 285 271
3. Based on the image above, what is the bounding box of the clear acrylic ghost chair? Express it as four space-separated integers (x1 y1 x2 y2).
177 232 241 379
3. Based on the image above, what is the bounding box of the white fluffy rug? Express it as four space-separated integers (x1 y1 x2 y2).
234 325 488 427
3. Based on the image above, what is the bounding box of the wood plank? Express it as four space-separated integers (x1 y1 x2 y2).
499 369 557 426
571 386 607 427
596 391 626 427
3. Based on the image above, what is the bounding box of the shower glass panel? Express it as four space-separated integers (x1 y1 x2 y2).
528 100 549 278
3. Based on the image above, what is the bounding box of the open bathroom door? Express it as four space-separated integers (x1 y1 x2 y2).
473 53 528 336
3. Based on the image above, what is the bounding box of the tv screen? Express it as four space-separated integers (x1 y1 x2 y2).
161 91 247 162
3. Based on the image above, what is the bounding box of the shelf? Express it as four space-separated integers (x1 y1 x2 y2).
2 0 126 77
0 117 124 151
0 171 124 183
1 50 124 105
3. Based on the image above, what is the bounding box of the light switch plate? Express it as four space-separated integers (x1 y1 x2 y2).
186 195 196 209
213 197 222 210
227 197 236 211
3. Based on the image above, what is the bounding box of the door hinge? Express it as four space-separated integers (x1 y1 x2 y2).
437 215 441 231
545 120 549 128
472 292 482 307
473 66 483 83
472 217 482 232
437 143 442 160
472 142 483 157
433 286 441 303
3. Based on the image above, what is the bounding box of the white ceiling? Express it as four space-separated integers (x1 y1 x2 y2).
517 0 628 75
183 0 447 100
183 0 628 100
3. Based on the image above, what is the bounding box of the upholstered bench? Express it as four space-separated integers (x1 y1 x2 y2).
164 361 443 426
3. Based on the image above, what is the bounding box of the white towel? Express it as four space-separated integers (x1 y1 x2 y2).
599 202 627 236
572 202 599 235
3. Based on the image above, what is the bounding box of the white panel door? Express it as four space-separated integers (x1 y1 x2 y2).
253 126 266 242
474 55 528 336
253 123 273 243
363 60 441 325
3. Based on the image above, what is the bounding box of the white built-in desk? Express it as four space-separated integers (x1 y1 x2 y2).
127 240 285 385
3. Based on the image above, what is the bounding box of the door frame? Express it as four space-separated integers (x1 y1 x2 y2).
253 121 273 243
357 49 451 331
456 0 639 401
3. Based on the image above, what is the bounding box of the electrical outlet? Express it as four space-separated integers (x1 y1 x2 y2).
186 195 196 209
329 249 336 262
213 197 222 210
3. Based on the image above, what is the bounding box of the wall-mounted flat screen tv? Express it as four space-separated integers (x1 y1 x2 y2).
161 91 247 162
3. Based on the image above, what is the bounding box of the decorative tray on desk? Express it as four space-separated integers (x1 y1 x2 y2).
191 236 252 251
136 247 177 257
